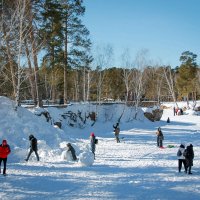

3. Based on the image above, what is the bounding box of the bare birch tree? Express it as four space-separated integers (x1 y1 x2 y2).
163 66 178 107
94 44 113 104
1 0 43 107
132 49 149 119
120 48 133 103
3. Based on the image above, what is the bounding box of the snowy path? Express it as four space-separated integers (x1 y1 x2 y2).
1 110 200 199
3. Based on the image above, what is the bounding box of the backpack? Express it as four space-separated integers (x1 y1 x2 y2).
94 139 98 144
177 149 182 157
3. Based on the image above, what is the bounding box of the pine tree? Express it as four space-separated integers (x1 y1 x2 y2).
40 0 92 102
176 51 198 106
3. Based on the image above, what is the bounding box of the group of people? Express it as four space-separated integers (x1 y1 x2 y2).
0 120 119 175
173 107 183 116
156 127 195 174
0 135 39 176
177 143 194 174
0 124 195 175
0 134 80 175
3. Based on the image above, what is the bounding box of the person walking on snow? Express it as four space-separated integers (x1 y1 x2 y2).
25 134 39 161
184 144 194 174
177 144 187 173
0 140 11 175
156 127 164 148
113 122 120 143
90 132 96 159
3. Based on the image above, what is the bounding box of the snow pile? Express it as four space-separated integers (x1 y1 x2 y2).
184 109 198 115
0 96 68 162
60 142 80 161
61 150 72 161
78 151 94 166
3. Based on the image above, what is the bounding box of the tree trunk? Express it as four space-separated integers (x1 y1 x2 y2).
64 22 68 104
25 38 37 103
28 0 42 107
86 70 90 101
2 24 17 98
83 67 86 102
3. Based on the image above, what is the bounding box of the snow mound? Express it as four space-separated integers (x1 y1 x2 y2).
185 109 197 115
78 151 94 166
61 150 72 161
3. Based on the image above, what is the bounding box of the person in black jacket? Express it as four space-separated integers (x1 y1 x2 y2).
67 143 77 161
25 135 39 161
184 144 194 174
113 122 120 143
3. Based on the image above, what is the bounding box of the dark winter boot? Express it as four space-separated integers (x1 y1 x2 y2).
188 166 192 174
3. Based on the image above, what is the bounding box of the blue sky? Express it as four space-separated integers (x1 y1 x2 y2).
83 0 200 68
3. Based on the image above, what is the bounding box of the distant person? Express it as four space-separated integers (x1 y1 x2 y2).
113 122 120 143
180 108 183 115
177 144 187 173
90 132 97 159
184 144 194 174
175 107 179 115
167 117 170 123
67 143 77 161
156 127 164 148
0 140 11 175
25 135 39 161
173 107 176 116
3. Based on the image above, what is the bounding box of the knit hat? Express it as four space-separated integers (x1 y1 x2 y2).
91 132 95 136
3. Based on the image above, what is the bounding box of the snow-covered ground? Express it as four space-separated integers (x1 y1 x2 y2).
0 96 200 200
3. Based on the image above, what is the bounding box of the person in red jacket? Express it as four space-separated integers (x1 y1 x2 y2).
0 139 11 175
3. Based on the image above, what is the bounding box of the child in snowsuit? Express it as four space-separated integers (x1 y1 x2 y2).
177 144 187 173
0 140 11 175
67 143 77 161
25 135 39 161
156 127 164 147
113 122 120 143
184 144 194 174
90 132 96 159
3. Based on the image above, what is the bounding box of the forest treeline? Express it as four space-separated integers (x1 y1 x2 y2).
0 0 199 107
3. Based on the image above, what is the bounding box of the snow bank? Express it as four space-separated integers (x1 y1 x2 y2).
0 97 68 162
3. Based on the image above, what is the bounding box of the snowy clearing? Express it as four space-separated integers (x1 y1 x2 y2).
0 97 200 200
